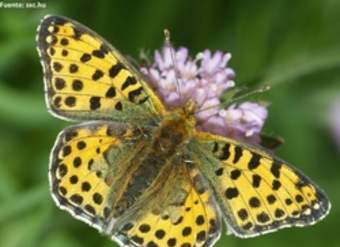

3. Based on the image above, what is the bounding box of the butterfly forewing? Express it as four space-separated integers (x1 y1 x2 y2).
190 132 330 238
37 15 164 122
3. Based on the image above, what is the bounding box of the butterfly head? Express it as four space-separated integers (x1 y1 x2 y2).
178 99 197 128
161 100 197 138
182 99 199 128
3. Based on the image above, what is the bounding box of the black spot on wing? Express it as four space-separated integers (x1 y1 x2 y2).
80 53 91 62
218 143 230 160
92 49 105 58
100 43 111 54
121 76 137 90
271 159 282 178
248 153 261 170
109 63 124 78
233 146 243 163
128 87 145 103
73 27 83 39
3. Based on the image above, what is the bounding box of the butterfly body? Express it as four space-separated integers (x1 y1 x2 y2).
37 15 330 247
106 103 197 218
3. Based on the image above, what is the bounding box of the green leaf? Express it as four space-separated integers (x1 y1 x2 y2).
262 47 340 86
0 185 48 224
0 82 55 127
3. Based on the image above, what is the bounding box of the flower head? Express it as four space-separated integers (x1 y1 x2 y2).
142 45 268 143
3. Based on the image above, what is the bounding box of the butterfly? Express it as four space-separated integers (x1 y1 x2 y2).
36 15 330 247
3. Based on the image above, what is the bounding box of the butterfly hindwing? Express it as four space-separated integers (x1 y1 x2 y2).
49 121 146 231
190 132 330 238
113 164 221 247
37 15 165 122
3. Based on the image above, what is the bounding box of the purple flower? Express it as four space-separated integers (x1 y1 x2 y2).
142 45 268 143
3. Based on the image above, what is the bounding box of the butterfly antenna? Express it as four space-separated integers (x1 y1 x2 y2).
194 84 271 115
164 29 183 103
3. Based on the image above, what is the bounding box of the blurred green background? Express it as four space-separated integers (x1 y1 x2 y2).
0 0 339 246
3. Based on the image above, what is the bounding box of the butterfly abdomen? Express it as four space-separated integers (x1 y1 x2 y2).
111 116 192 217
